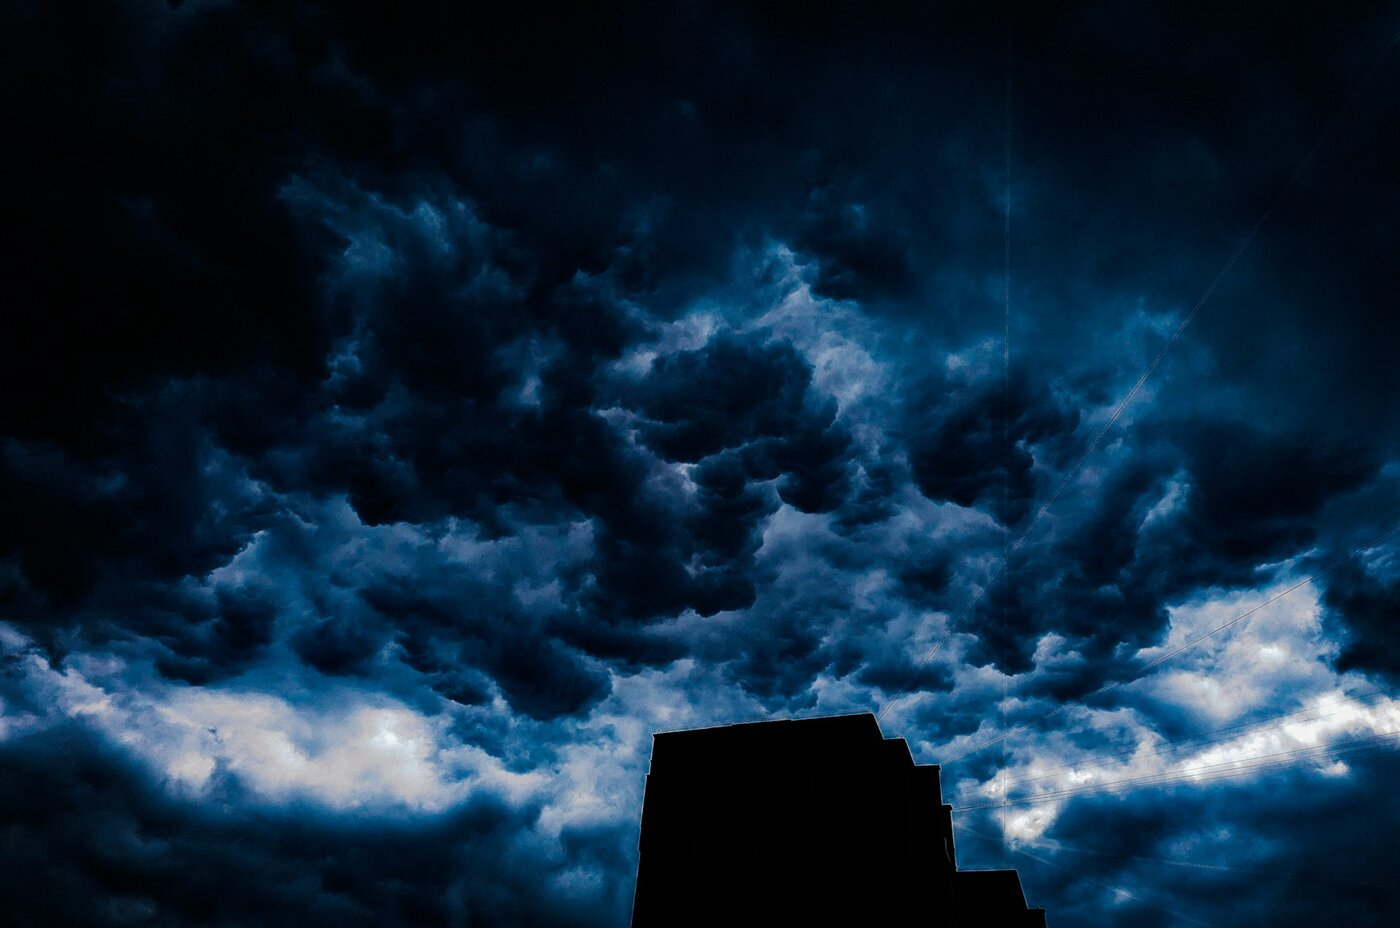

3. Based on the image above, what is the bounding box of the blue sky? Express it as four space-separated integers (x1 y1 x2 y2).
3 3 1399 925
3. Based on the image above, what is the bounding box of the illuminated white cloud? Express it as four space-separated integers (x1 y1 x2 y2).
946 580 1400 845
0 625 545 812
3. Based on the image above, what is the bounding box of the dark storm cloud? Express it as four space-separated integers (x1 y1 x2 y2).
628 332 853 511
905 367 1080 527
1323 561 1400 685
965 420 1382 679
797 190 915 303
985 749 1400 926
2 1 341 443
4 1 1400 926
0 726 628 928
357 566 611 720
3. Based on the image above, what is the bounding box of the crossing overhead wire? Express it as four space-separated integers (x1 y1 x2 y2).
938 522 1400 767
1010 25 1400 553
941 686 1395 798
951 728 1400 810
975 834 1391 891
999 2 1015 869
960 826 1211 926
876 26 1400 727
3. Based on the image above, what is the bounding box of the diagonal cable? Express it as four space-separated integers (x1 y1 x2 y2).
877 28 1400 725
953 729 1400 809
938 521 1400 766
942 686 1394 798
960 826 1211 926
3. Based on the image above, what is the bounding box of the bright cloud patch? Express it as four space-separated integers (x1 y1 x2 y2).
1 626 544 812
945 581 1400 845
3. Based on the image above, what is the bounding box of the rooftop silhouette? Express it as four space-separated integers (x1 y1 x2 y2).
630 712 1045 927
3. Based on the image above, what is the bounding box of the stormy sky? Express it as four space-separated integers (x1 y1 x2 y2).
4 2 1399 925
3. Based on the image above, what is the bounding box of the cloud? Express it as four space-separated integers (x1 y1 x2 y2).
904 364 1080 527
1 627 545 812
0 723 628 928
1322 556 1400 684
3 2 1399 926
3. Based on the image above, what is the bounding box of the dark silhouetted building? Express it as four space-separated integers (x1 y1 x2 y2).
631 713 1045 927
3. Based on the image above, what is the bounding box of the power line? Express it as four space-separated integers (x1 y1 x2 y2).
981 834 1390 891
952 729 1400 810
981 729 1400 806
938 522 1400 767
957 725 1400 809
1008 693 1393 784
954 746 1389 811
876 26 1400 728
878 4 1019 727
942 687 1394 797
999 3 1015 870
959 826 1211 926
1009 25 1400 554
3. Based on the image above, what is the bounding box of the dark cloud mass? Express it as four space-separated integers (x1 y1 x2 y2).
0 726 625 928
2 1 1399 925
905 367 1079 527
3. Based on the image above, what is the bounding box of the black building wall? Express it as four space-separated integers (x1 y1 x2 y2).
630 713 1045 928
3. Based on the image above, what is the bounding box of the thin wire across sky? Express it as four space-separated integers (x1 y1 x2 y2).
877 31 1400 766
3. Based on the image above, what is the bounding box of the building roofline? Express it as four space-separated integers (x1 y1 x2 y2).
651 710 880 737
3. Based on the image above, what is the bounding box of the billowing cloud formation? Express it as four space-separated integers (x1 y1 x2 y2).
3 2 1399 926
